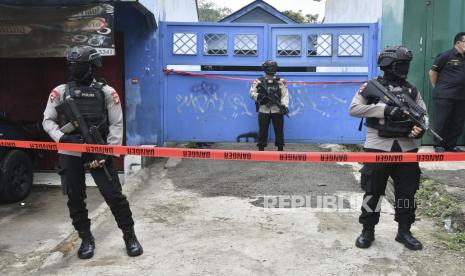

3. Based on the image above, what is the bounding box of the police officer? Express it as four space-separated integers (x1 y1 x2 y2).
429 32 465 152
249 60 289 151
349 46 427 250
43 45 143 259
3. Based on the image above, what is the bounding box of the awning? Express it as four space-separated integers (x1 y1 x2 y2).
0 1 156 30
0 0 156 58
0 0 112 6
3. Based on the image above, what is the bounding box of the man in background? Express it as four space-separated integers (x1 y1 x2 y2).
429 32 465 152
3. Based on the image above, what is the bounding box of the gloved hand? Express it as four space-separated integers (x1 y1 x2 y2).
59 134 84 144
384 105 406 121
280 105 289 115
257 93 269 105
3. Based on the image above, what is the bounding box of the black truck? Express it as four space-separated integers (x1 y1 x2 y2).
0 116 38 203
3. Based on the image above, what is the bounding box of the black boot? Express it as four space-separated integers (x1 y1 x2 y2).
123 227 143 257
395 224 423 250
258 146 265 151
277 146 284 151
77 230 95 259
355 225 375 249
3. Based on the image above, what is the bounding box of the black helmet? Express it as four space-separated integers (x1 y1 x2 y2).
262 60 278 75
66 45 102 67
377 46 412 67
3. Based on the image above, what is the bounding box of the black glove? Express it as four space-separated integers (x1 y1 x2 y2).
59 134 84 144
280 105 289 115
257 93 269 105
384 106 406 121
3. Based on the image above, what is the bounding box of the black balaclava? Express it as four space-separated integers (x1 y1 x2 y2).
69 62 94 86
262 61 278 77
264 65 277 76
382 60 410 86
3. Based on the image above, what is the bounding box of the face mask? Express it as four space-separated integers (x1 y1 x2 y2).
264 65 277 76
69 63 92 82
392 61 410 79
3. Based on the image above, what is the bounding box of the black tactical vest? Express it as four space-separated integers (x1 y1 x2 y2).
255 77 282 112
258 77 282 100
365 78 418 138
62 81 109 136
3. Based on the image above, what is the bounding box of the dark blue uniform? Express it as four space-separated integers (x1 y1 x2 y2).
431 48 465 149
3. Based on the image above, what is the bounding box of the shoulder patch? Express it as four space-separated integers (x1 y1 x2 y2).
357 83 368 95
110 89 120 104
50 90 59 103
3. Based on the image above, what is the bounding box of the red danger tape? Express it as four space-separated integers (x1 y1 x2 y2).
163 69 364 85
0 139 463 163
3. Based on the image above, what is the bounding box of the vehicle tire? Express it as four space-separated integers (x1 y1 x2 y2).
0 150 33 203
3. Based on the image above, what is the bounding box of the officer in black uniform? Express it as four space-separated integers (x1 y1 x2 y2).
429 32 465 152
249 60 289 151
349 46 427 250
43 46 143 259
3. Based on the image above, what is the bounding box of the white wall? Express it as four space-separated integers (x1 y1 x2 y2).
324 0 381 23
159 0 200 72
155 0 198 22
318 0 381 73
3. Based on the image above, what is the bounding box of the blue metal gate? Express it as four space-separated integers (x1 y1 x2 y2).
160 22 380 144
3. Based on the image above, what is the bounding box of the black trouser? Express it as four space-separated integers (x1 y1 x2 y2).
433 98 465 149
359 146 421 226
58 154 134 232
257 112 284 148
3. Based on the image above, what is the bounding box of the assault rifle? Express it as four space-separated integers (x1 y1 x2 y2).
57 98 113 181
363 79 443 142
257 81 289 117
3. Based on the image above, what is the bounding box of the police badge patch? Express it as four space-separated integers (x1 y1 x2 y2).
357 83 368 95
111 90 120 104
50 90 59 103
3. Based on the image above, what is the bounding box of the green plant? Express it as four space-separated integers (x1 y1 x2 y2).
416 178 460 219
433 232 465 252
184 142 197 148
342 144 364 152
416 177 465 251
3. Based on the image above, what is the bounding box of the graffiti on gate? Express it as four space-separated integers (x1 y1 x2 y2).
175 81 254 120
175 81 350 120
287 84 349 118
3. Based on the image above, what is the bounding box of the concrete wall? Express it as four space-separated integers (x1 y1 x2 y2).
381 0 404 48
320 0 381 74
154 0 198 22
324 0 404 51
324 0 382 23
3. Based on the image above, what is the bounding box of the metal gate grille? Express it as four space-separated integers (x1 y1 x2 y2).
160 22 379 144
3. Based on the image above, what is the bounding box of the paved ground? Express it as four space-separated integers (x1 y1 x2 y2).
0 143 458 275
33 172 125 187
419 146 465 201
0 185 103 274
